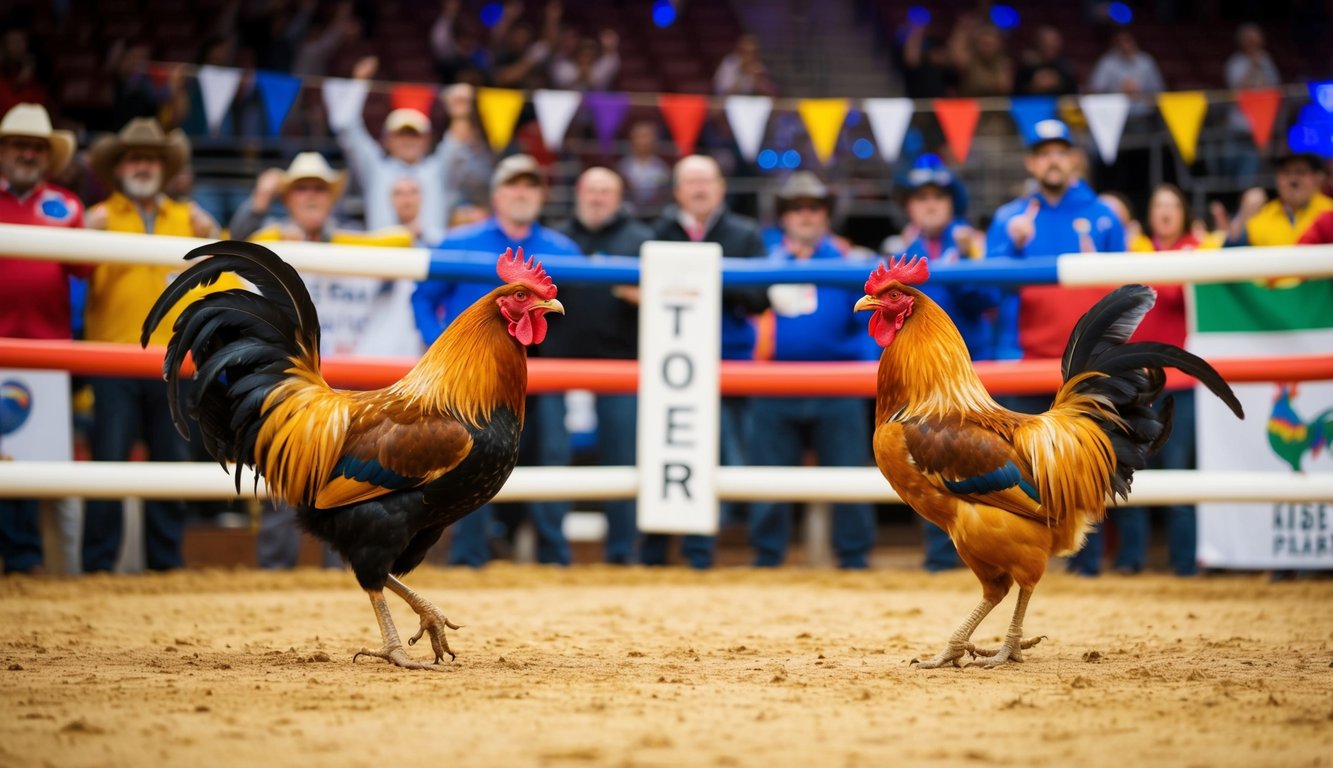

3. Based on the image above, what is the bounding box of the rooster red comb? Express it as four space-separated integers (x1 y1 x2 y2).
865 253 930 295
496 247 557 299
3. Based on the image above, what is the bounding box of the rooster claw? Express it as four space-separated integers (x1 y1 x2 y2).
406 611 462 663
353 644 447 672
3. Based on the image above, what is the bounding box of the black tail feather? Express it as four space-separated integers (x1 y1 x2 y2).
141 241 319 478
1061 286 1245 500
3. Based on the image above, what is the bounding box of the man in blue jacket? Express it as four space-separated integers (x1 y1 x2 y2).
896 155 1001 571
412 154 584 567
747 172 877 568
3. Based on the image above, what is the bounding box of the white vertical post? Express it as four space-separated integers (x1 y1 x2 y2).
635 241 722 534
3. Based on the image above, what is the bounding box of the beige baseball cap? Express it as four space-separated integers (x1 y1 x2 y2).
491 154 544 190
384 108 431 135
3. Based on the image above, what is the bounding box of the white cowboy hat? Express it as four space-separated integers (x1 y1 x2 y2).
278 152 347 199
88 117 191 188
0 103 76 175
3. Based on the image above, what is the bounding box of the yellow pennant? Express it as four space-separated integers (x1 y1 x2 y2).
1156 91 1208 165
476 87 526 153
797 99 850 165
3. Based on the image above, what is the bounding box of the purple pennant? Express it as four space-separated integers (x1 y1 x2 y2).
584 91 630 154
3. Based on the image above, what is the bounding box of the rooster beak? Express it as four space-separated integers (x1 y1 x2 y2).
533 298 565 315
854 295 879 313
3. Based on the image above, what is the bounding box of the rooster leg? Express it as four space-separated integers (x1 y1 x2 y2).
385 575 461 663
912 598 997 669
352 590 446 671
968 588 1044 667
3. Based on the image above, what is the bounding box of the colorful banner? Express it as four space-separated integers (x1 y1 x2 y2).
254 71 302 137
532 89 582 151
862 97 913 163
1009 96 1059 147
476 87 526 153
1235 88 1282 150
0 371 72 462
584 91 630 154
1078 93 1130 164
797 98 849 165
322 77 369 132
1189 280 1333 570
933 99 980 163
658 93 709 157
390 83 437 120
1157 91 1209 165
724 95 772 162
196 65 242 136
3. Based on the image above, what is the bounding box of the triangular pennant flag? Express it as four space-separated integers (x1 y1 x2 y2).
1078 93 1130 164
724 95 772 162
797 98 849 165
1009 96 1059 147
932 99 980 163
196 65 242 136
390 83 437 119
584 91 630 154
322 77 369 132
658 93 709 156
254 70 302 137
1235 88 1282 150
1157 91 1209 165
476 87 526 152
862 97 913 163
532 89 582 151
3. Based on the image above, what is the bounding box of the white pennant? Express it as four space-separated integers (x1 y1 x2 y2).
1078 93 1130 164
724 95 772 162
532 89 583 151
861 98 914 163
322 77 369 132
196 65 242 136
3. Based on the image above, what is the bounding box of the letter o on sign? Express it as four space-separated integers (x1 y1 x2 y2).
662 353 693 389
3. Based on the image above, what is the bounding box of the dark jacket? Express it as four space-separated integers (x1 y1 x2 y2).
545 209 654 359
652 205 770 360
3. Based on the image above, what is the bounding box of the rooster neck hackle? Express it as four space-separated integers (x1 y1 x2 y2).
875 294 1000 424
389 291 528 429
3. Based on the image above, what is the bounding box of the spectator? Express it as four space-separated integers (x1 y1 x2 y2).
81 118 224 573
714 34 777 96
1087 30 1164 115
551 167 653 564
292 0 361 77
490 1 560 90
616 121 671 217
892 155 1001 571
1226 149 1333 248
412 154 584 567
642 155 770 568
747 172 877 569
0 103 89 576
1216 24 1281 186
432 0 491 83
0 28 49 114
105 41 188 131
894 18 957 99
986 119 1126 574
390 176 426 244
550 29 620 91
1099 190 1141 245
331 56 489 246
949 16 1013 98
1016 26 1078 96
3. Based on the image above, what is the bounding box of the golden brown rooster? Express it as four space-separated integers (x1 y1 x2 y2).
142 241 563 671
854 255 1243 668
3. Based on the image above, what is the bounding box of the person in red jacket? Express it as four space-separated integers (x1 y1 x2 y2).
0 103 91 575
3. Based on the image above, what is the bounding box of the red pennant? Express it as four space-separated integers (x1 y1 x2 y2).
658 93 710 157
933 99 981 163
390 84 437 121
1235 88 1282 151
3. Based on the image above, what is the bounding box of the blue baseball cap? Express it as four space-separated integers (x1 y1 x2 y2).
901 153 968 215
1030 118 1073 150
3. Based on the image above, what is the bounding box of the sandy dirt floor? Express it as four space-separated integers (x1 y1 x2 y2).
1 565 1330 768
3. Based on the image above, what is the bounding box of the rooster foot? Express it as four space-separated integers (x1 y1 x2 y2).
966 636 1045 667
408 608 462 664
911 643 968 669
353 644 447 672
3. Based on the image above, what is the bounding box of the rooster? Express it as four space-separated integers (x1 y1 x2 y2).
854 255 1244 668
142 241 563 671
1267 383 1333 472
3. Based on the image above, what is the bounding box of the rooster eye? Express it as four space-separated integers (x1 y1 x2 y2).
515 291 529 301
888 290 901 300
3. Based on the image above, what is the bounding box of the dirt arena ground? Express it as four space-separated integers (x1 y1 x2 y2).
1 566 1329 768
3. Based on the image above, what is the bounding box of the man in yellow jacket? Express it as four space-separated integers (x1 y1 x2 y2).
1225 149 1332 247
81 118 225 573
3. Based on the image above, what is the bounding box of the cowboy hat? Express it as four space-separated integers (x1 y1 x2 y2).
88 117 190 188
278 152 347 199
0 103 76 175
775 171 833 215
